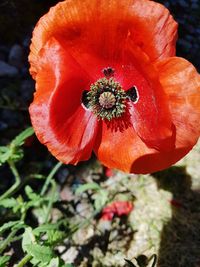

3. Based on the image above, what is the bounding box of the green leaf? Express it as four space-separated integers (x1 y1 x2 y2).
94 190 108 210
75 182 101 195
0 128 34 165
25 186 40 201
22 227 35 252
0 220 20 234
25 244 54 264
11 127 34 147
33 224 59 236
0 198 17 208
0 146 11 166
0 256 10 267
47 230 65 245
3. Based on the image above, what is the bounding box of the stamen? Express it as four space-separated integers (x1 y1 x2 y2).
102 67 115 77
126 86 139 103
83 77 126 121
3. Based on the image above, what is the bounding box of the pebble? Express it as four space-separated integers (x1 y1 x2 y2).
20 79 35 102
0 60 19 77
57 167 70 184
0 121 8 131
8 44 24 68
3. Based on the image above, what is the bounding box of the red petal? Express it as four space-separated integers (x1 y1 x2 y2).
29 0 177 77
115 44 175 152
95 119 192 174
95 57 200 174
101 201 133 221
101 213 114 221
126 0 177 61
156 57 200 149
104 167 114 178
29 38 98 164
114 201 133 216
74 44 175 152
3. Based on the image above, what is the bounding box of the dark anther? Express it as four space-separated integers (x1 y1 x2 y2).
102 67 115 77
126 86 139 103
81 90 90 108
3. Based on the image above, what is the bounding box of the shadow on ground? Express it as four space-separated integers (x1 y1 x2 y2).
153 166 200 267
73 216 135 266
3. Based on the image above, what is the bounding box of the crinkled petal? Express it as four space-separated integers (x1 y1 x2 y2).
94 120 192 174
156 56 200 149
29 38 98 164
95 57 200 174
29 0 177 77
75 44 175 152
117 43 175 151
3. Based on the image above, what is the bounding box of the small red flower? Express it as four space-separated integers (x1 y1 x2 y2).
104 167 114 178
29 0 200 174
101 201 134 221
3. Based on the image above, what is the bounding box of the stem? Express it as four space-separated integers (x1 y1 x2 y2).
0 161 21 200
44 181 57 223
16 255 32 267
40 161 62 196
0 229 18 254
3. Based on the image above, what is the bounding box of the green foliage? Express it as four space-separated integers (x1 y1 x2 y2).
0 127 134 266
0 256 10 267
26 244 54 264
75 182 101 194
0 127 34 166
0 127 70 266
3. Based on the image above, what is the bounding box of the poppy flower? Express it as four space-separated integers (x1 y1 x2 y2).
29 0 200 174
101 201 133 221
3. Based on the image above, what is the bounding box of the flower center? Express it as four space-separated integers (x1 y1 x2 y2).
82 68 140 121
99 91 116 109
84 77 126 121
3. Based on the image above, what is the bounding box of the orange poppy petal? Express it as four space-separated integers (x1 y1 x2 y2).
126 0 178 61
29 38 98 164
72 43 175 152
94 120 192 174
29 0 177 77
156 57 200 149
95 57 200 174
118 43 175 151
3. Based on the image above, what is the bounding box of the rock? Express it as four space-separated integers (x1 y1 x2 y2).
0 121 8 131
60 186 74 201
57 167 70 184
61 247 78 263
20 79 35 102
20 66 29 78
8 44 24 68
1 109 23 128
0 52 6 61
0 45 9 61
23 36 31 48
76 202 92 217
0 60 19 77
